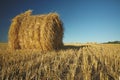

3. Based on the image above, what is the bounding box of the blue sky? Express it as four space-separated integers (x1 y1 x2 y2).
0 0 120 43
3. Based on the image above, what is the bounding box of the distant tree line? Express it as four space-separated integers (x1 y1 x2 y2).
103 41 120 44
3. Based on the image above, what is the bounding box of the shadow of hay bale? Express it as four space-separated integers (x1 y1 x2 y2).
62 45 89 50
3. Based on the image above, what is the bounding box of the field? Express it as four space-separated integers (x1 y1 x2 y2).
0 43 120 80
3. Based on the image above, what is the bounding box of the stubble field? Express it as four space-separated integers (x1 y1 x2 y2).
0 43 120 80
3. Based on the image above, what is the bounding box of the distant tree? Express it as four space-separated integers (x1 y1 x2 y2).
103 41 120 44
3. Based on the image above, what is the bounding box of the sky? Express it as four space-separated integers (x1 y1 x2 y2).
0 0 120 43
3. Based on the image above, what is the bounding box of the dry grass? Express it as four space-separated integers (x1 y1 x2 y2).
0 43 120 80
8 10 63 51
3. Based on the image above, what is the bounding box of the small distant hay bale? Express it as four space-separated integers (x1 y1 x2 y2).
8 10 64 51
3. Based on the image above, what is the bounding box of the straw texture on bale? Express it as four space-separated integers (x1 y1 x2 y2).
8 10 64 51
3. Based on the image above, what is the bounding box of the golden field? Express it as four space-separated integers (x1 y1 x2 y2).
0 43 120 80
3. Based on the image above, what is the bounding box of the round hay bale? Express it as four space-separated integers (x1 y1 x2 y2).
8 10 64 51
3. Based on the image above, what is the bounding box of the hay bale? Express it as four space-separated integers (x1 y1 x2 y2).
8 10 64 51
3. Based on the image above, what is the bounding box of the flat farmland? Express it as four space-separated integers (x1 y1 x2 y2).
0 43 120 80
